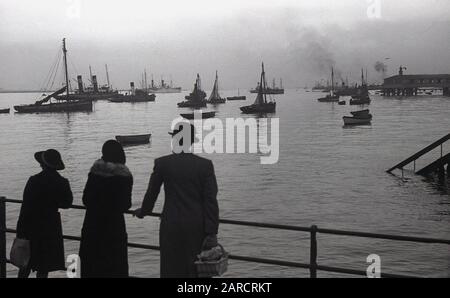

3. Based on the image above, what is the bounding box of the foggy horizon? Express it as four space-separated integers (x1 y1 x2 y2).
1 0 450 90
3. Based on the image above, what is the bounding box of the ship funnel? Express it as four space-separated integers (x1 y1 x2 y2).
92 75 99 93
130 82 135 95
77 75 84 93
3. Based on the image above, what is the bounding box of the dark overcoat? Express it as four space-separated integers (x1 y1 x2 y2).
79 159 133 278
16 169 73 272
141 153 219 278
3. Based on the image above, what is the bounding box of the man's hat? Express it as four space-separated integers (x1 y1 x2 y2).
168 123 200 143
34 149 65 171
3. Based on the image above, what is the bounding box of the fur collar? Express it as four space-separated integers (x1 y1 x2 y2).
90 159 132 177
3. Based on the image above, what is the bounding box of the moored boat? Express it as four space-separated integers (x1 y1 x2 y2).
241 63 276 114
178 74 207 108
343 116 372 126
343 109 373 126
349 69 371 105
110 83 156 103
250 78 284 94
14 39 93 114
318 94 340 102
206 71 226 104
178 100 207 108
318 67 340 102
148 77 182 93
350 109 370 117
180 111 216 120
0 108 10 114
15 100 92 113
227 96 247 101
227 96 246 101
115 134 151 145
350 95 371 105
55 66 121 101
227 89 246 101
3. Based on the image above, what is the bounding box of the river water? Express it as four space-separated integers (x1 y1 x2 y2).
1 90 449 278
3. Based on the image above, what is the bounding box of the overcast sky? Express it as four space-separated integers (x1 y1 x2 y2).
1 0 449 90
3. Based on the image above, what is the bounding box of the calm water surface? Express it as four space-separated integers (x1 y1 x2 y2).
1 90 449 277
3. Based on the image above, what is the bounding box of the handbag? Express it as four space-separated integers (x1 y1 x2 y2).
10 238 31 268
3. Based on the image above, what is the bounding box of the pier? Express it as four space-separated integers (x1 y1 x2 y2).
1 197 450 278
382 72 450 97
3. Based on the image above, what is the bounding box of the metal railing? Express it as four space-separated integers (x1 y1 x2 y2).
387 133 450 176
1 196 450 278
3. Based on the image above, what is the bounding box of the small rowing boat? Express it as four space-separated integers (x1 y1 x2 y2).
343 116 372 126
0 108 10 114
115 134 151 145
343 109 373 126
180 111 216 120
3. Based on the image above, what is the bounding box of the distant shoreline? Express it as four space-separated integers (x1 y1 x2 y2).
0 90 52 94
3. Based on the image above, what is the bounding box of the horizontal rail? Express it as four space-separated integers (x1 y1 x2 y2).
2 228 417 278
315 227 450 245
4 227 310 271
387 133 450 173
315 265 418 279
2 198 450 278
3 198 450 245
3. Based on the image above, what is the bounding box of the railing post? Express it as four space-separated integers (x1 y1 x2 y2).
310 225 318 278
0 197 6 278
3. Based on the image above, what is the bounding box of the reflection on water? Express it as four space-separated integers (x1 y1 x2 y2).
1 91 449 277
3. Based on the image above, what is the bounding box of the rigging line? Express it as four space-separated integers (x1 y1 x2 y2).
40 47 61 92
40 48 59 92
69 57 79 80
44 49 62 92
48 54 62 91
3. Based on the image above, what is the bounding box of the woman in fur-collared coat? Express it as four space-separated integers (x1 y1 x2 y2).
79 140 133 278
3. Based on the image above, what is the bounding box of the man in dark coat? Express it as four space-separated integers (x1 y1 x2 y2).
79 140 133 278
16 149 73 278
134 123 219 278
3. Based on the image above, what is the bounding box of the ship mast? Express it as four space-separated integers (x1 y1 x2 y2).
89 65 93 83
261 63 267 104
361 68 365 86
62 38 70 99
144 69 147 91
105 64 111 89
331 67 335 94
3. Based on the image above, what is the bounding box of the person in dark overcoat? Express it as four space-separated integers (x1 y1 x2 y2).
134 123 219 278
79 140 133 278
16 149 73 278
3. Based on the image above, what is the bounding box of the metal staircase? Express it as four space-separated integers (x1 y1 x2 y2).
387 133 450 177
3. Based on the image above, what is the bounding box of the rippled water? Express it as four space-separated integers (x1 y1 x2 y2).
1 90 449 278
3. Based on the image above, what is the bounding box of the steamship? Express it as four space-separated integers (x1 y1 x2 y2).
250 78 284 95
55 66 121 101
147 78 182 93
109 82 155 103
